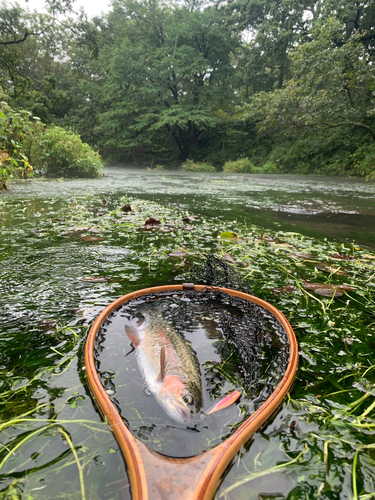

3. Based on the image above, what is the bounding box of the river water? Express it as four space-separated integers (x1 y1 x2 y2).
1 167 375 500
5 167 375 247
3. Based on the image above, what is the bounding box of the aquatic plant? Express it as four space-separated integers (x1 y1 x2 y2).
1 192 375 499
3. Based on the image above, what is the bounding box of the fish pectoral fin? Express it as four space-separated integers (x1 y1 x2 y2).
125 325 140 347
206 390 242 416
156 346 166 383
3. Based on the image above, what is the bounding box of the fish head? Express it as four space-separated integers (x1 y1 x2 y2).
159 376 198 424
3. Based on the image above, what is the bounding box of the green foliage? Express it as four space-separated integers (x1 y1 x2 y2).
0 98 36 189
346 142 375 178
223 158 254 173
30 126 103 178
180 160 216 172
0 95 102 188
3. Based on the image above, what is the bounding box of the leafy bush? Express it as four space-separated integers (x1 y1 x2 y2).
0 98 36 189
31 126 103 178
346 143 375 179
0 92 103 189
223 158 254 173
180 160 216 172
154 164 164 170
251 161 279 174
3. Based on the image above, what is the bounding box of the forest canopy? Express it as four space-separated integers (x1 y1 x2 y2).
1 0 375 177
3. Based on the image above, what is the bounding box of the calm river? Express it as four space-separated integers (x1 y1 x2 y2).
1 167 374 500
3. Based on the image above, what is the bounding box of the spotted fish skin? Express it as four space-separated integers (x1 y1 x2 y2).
125 312 202 424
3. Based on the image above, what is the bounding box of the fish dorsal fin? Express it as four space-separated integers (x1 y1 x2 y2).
157 346 166 383
125 325 140 347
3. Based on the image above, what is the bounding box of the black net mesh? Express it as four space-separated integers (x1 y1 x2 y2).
182 255 290 400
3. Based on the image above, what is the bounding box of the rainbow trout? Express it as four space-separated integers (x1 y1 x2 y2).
125 312 202 424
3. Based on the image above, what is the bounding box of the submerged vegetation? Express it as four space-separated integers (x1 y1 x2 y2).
1 187 375 499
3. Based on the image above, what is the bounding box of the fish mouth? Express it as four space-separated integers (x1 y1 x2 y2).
165 399 193 423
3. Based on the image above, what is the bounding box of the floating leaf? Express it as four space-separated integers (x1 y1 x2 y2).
81 236 104 242
222 253 237 263
145 218 161 227
315 263 347 275
314 288 343 297
61 226 91 236
271 285 297 294
303 283 354 292
81 276 111 282
39 320 56 331
292 253 315 259
169 249 188 257
220 231 237 239
332 253 356 260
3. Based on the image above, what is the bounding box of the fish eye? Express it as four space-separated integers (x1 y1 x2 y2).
183 395 194 405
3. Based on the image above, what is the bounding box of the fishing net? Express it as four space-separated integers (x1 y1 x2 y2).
92 254 290 456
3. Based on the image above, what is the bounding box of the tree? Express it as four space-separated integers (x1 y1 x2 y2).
242 19 375 141
93 0 241 162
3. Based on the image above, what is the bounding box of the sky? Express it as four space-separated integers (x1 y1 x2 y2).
22 0 110 18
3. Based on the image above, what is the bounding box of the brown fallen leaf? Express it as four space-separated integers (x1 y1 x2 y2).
222 253 237 263
303 283 354 292
332 253 356 260
315 263 347 276
169 249 188 257
121 204 132 213
292 253 315 259
271 285 297 294
39 320 57 332
81 276 111 282
62 227 91 236
262 235 277 242
81 236 105 242
145 218 161 227
314 288 343 298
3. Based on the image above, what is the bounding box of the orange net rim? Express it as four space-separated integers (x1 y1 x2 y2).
84 284 298 500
